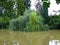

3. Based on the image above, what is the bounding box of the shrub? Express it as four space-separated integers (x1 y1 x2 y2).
9 15 29 31
27 11 43 31
25 11 49 31
9 10 32 31
16 16 29 31
0 16 9 29
9 19 16 31
48 15 60 29
9 10 49 31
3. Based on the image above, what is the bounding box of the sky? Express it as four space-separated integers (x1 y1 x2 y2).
48 0 60 16
30 0 60 16
30 0 37 10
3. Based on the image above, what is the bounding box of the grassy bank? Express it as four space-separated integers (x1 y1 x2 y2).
0 29 60 45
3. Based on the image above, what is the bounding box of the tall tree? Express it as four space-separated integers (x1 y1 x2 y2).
42 1 50 24
0 0 26 28
0 0 26 17
36 0 50 24
42 0 60 24
16 0 25 15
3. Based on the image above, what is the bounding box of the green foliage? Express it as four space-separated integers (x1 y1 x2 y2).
9 15 29 31
25 11 49 31
43 2 50 7
24 0 31 9
16 0 25 15
9 10 30 31
0 0 26 29
25 11 42 31
9 10 49 31
56 0 60 4
42 24 49 31
55 15 60 24
0 0 26 17
41 1 50 24
48 15 60 29
48 15 60 25
0 16 9 28
9 19 16 31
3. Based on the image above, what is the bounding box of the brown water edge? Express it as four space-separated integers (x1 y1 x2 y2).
0 29 60 45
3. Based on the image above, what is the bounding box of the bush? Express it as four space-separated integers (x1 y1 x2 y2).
9 15 29 31
9 10 49 31
0 16 9 29
25 11 49 31
9 19 16 31
25 11 42 31
48 15 60 29
16 16 29 31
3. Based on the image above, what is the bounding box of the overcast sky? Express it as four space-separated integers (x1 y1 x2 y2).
48 0 60 16
30 0 60 16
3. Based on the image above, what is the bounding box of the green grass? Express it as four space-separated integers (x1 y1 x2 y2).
0 29 60 45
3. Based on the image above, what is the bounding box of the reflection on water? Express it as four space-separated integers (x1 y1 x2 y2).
49 40 60 45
